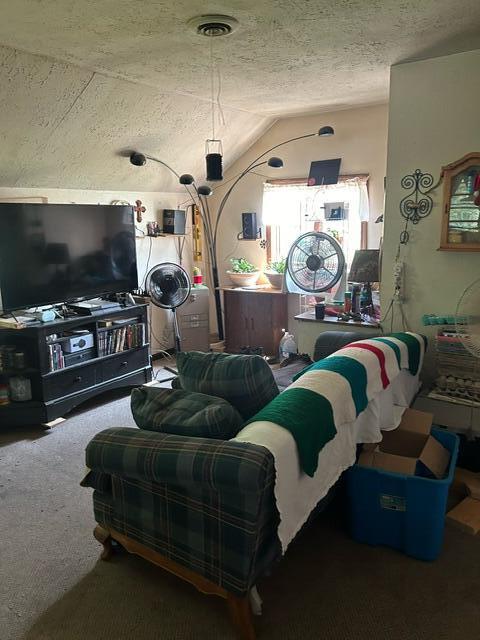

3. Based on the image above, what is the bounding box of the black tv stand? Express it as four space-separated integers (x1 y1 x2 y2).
0 303 151 427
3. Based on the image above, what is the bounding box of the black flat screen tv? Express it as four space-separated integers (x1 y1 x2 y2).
0 203 138 312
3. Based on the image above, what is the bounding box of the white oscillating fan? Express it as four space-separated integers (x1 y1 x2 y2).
286 231 345 293
455 278 480 358
145 262 191 352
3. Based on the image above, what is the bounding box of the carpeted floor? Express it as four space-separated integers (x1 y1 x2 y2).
1 386 480 640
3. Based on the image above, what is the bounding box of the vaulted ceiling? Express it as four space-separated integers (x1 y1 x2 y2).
1 0 479 191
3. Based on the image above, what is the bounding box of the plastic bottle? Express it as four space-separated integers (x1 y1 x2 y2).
344 291 352 313
279 331 297 360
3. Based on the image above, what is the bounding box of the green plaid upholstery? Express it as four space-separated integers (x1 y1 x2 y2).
176 351 279 420
82 427 280 595
80 469 111 493
130 387 243 439
171 377 182 390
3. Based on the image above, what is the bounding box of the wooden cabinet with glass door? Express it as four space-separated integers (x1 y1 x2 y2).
440 153 480 251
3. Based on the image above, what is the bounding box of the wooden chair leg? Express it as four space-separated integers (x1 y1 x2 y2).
226 594 256 640
93 525 114 560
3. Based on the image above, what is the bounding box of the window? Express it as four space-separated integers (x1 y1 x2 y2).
262 176 369 297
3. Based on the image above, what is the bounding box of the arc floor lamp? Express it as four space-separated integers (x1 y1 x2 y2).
128 125 334 341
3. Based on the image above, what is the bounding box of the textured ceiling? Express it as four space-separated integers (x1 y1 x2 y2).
0 0 479 190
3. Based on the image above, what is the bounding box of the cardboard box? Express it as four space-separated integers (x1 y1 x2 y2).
359 408 451 479
446 497 480 535
451 468 480 500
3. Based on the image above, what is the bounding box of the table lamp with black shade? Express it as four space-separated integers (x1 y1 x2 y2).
347 249 380 316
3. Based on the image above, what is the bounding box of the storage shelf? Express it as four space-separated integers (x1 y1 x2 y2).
0 303 152 426
44 344 149 376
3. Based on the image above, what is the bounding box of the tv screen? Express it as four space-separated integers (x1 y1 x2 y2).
0 203 138 312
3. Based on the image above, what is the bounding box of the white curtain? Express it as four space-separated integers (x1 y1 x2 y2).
261 177 370 301
261 176 369 226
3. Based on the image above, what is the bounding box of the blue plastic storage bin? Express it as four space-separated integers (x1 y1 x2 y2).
347 427 459 561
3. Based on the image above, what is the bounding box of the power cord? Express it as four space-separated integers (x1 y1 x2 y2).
141 235 153 289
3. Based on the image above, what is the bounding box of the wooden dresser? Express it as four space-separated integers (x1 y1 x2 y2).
221 287 288 356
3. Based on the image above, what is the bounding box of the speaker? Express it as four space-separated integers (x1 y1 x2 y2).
163 209 186 235
241 212 257 240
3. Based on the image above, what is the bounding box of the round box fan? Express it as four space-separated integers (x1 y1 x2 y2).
455 278 480 358
145 262 191 352
286 231 345 293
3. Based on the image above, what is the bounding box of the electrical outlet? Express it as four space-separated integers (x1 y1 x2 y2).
393 260 404 300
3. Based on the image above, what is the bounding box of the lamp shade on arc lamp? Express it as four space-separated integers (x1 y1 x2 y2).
318 126 334 136
129 152 147 166
267 157 284 168
197 185 213 196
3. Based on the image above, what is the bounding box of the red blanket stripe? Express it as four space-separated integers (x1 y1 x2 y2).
340 342 390 388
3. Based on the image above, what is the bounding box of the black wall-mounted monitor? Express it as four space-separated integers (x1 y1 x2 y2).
0 203 138 312
308 158 341 186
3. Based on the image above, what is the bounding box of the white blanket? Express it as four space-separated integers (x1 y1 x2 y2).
233 370 420 553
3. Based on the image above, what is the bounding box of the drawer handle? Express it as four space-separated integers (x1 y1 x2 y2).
74 376 82 383
120 361 128 367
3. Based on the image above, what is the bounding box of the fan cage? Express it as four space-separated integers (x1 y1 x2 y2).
286 231 345 293
455 277 480 359
145 263 191 310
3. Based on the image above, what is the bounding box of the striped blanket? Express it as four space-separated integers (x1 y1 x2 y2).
246 332 427 477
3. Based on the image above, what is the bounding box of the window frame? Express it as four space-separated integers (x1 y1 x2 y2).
263 175 369 264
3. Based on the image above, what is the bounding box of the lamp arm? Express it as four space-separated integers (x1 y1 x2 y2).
195 183 213 234
144 154 203 215
242 132 316 173
145 155 182 180
198 198 215 265
212 161 267 249
190 184 214 254
202 197 215 256
144 156 216 267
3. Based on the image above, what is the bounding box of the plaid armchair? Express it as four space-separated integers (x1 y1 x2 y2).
82 426 280 639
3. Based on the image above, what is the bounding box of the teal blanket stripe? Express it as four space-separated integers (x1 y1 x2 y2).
292 356 368 415
388 333 424 375
374 338 402 368
246 387 337 477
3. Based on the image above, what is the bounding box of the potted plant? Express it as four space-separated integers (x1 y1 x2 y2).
264 257 286 289
227 258 260 287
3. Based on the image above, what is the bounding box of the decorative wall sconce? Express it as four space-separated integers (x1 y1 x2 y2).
399 169 441 245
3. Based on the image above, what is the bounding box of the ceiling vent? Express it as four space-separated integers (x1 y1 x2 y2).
188 15 239 37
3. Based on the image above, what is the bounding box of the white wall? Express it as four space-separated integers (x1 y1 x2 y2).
382 49 480 379
0 187 192 352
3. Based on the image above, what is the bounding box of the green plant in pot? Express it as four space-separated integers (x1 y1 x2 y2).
265 257 286 289
227 258 260 287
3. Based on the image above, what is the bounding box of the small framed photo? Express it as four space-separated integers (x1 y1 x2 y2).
324 202 346 220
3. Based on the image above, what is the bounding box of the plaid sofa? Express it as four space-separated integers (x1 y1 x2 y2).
82 336 365 602
81 426 281 596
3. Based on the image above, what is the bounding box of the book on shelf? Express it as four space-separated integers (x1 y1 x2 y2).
98 322 145 356
48 343 65 371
